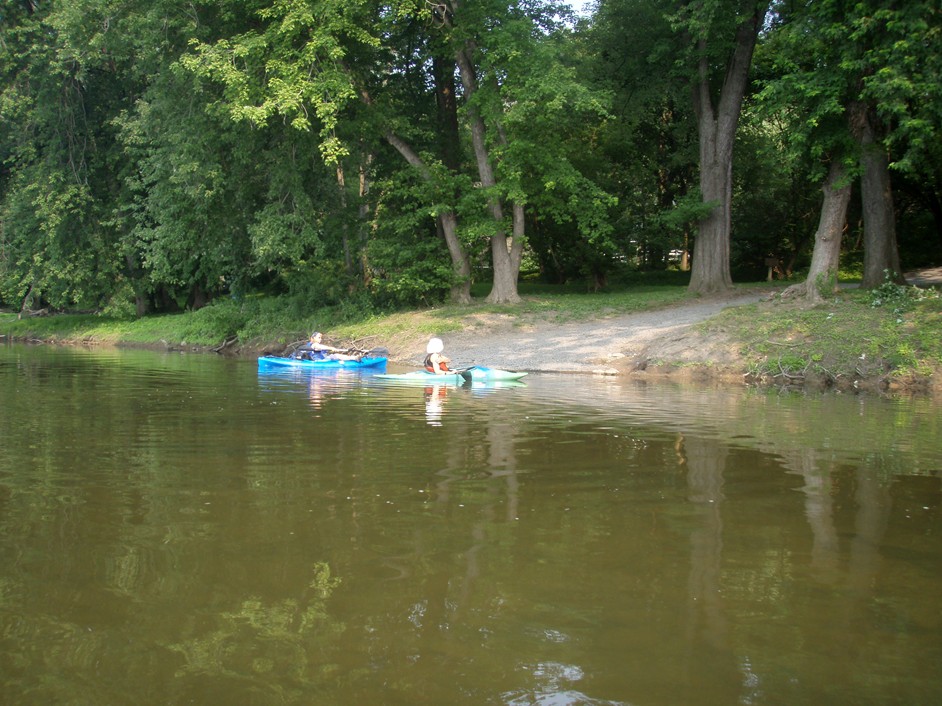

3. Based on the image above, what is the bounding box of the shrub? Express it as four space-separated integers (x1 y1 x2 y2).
869 270 941 315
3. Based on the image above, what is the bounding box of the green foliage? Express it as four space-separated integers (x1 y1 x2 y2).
752 0 942 275
280 259 353 313
581 0 699 271
2 0 938 316
361 168 463 306
180 0 376 163
868 270 942 315
368 247 454 307
0 0 130 311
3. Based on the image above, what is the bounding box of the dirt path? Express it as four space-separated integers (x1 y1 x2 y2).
408 290 773 375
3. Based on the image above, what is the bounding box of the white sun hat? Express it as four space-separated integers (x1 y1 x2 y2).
426 337 444 354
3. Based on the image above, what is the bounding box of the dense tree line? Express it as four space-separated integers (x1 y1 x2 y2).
1 0 939 316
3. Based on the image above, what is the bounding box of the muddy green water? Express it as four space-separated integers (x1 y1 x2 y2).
1 343 941 705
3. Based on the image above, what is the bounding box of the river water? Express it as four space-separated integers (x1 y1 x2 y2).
1 343 940 705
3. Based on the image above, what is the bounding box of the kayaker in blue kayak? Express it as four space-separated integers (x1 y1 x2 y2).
297 332 359 361
424 337 453 374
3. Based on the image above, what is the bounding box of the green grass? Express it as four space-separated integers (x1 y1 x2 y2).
0 277 743 351
705 285 942 382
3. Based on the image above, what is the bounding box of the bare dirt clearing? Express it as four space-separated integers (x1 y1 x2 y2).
388 289 774 376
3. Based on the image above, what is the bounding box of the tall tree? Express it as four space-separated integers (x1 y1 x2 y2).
784 159 853 301
183 0 478 304
851 99 902 285
674 0 770 294
434 0 610 302
436 0 526 303
756 0 941 290
751 1 857 300
841 0 941 286
0 0 138 312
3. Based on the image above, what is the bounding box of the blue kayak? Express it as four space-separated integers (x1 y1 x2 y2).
258 355 387 371
376 366 527 383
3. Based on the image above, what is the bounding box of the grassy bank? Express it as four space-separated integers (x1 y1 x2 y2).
2 276 940 391
701 280 942 390
0 275 696 352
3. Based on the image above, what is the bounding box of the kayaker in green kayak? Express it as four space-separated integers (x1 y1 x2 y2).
424 337 452 374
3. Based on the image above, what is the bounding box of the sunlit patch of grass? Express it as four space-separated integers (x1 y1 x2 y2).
707 287 942 381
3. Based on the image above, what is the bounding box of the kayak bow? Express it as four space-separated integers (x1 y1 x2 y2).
460 366 527 381
376 366 527 383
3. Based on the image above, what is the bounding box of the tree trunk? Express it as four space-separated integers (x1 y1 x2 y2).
919 186 942 252
358 151 373 286
124 253 150 316
431 53 472 303
439 210 472 304
688 7 767 295
854 106 903 287
691 130 735 293
454 44 522 304
433 54 462 173
18 283 36 319
187 282 208 310
487 201 525 304
383 130 471 304
336 164 355 278
782 159 852 302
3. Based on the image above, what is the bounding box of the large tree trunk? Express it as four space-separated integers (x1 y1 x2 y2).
688 7 767 295
438 211 472 303
487 201 524 303
433 0 521 303
187 282 208 310
335 163 355 278
853 104 903 287
782 159 852 302
123 253 150 316
692 126 735 293
454 43 522 304
431 53 472 303
433 54 462 173
357 150 373 285
383 130 471 304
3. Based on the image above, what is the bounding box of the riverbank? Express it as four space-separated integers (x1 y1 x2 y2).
2 273 941 396
341 285 941 396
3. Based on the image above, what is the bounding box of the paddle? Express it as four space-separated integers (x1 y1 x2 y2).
452 366 478 380
347 346 389 359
